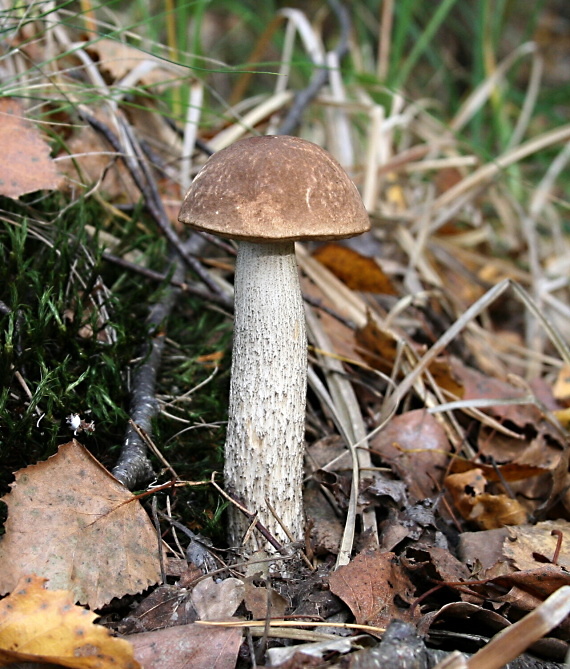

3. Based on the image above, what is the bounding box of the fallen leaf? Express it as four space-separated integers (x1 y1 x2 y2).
458 528 510 574
117 584 198 634
0 440 161 609
403 546 471 588
371 410 451 503
129 622 242 669
85 39 169 84
243 576 288 619
313 244 397 294
451 359 548 430
0 97 61 198
355 316 399 374
0 575 140 668
329 550 417 628
445 468 527 529
190 577 244 621
503 520 570 571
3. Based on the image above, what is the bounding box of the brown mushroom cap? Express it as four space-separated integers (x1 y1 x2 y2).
178 135 370 242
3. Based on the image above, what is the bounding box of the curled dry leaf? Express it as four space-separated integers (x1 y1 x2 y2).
312 243 397 294
0 97 61 198
0 440 161 609
0 575 140 668
445 468 527 529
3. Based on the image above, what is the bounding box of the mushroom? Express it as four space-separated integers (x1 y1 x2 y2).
178 135 369 548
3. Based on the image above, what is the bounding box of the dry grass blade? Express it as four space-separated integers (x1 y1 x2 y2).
467 586 570 669
305 305 379 568
377 278 570 428
430 124 570 231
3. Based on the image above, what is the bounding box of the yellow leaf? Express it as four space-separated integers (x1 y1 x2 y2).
0 575 140 668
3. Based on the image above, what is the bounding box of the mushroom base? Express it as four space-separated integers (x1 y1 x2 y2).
224 240 306 549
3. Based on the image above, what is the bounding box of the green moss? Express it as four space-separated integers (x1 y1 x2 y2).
0 194 231 525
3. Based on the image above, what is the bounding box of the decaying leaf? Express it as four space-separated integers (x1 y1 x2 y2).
243 576 288 619
0 440 161 609
0 575 140 668
329 550 417 628
355 315 400 374
0 97 61 198
190 577 245 621
128 622 243 669
503 520 570 571
371 410 452 503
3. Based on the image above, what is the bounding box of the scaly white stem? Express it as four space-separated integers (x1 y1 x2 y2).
224 241 306 548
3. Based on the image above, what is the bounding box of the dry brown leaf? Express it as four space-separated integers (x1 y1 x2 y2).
451 360 546 429
355 316 399 374
329 550 417 628
129 622 243 669
312 243 397 294
371 410 451 503
458 528 510 574
118 584 198 635
445 469 527 529
404 546 471 587
0 98 61 198
0 574 140 668
0 440 161 609
243 577 288 619
503 520 570 571
85 39 164 82
190 577 245 621
449 456 547 483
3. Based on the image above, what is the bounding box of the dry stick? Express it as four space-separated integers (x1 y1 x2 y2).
79 109 232 309
209 473 286 553
101 251 231 309
275 0 350 136
112 254 185 489
80 111 229 488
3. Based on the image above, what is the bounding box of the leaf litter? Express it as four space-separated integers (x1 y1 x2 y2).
1 2 570 668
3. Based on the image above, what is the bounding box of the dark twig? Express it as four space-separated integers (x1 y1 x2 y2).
102 251 231 310
276 0 351 136
152 496 167 583
210 473 286 553
79 108 232 309
112 254 185 489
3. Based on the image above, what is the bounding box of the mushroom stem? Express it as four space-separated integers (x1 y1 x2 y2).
225 240 306 548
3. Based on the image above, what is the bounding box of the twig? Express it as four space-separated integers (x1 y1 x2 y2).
102 251 231 309
112 254 184 489
210 473 286 553
79 108 232 309
151 496 166 583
